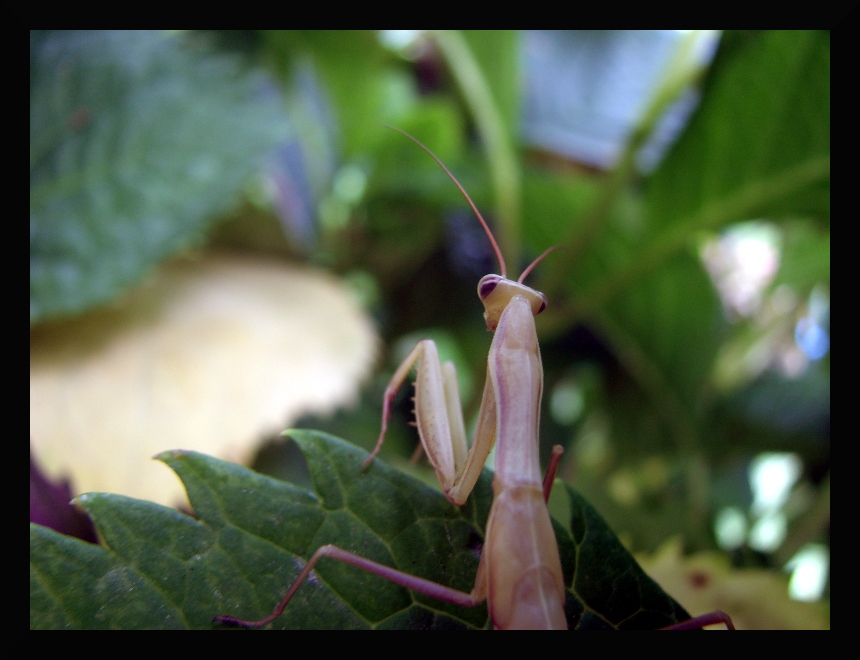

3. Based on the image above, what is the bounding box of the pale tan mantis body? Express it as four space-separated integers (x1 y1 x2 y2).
214 129 733 630
213 129 566 629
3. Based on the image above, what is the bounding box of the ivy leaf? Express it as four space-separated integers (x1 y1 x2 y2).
30 430 689 629
30 30 289 323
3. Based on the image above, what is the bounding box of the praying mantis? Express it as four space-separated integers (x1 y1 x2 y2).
214 128 734 630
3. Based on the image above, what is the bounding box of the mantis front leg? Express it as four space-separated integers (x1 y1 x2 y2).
364 339 496 506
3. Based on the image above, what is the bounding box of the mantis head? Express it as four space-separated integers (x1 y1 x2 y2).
478 276 547 332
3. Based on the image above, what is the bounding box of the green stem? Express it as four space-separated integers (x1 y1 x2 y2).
433 30 521 272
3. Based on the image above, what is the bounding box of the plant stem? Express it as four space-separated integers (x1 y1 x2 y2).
433 30 521 271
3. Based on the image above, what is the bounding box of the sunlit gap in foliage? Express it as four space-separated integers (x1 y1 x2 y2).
702 222 781 320
785 544 829 602
794 286 829 361
748 452 802 554
714 506 747 550
715 452 803 554
718 452 827 603
550 378 586 426
378 30 424 57
703 222 825 385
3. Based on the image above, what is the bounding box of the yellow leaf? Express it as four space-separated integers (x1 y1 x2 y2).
30 252 378 507
637 538 829 630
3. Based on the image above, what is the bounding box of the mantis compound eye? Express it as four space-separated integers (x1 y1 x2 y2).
478 275 503 300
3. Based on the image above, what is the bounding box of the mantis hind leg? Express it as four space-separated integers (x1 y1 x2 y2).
542 445 564 503
661 610 735 630
213 544 482 628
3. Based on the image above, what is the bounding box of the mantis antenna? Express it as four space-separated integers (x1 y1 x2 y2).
386 126 561 285
385 126 508 279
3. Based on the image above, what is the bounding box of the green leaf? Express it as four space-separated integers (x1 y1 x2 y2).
460 30 521 139
602 253 726 414
30 30 288 323
30 430 689 629
536 34 828 531
560 31 829 316
263 31 388 158
646 31 830 234
776 222 830 291
433 30 523 266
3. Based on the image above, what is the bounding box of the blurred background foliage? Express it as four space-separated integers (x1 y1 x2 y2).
31 30 829 625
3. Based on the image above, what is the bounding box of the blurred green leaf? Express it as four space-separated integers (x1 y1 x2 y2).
602 253 725 414
522 168 601 255
532 34 829 551
460 31 521 138
646 30 829 234
30 431 689 629
264 31 388 158
776 223 830 290
434 30 522 266
30 30 288 323
563 31 829 315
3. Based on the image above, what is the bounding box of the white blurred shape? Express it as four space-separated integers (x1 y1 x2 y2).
748 511 787 553
749 452 802 516
785 544 829 602
714 506 747 550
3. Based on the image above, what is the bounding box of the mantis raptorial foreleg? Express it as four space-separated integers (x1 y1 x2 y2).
363 338 496 506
